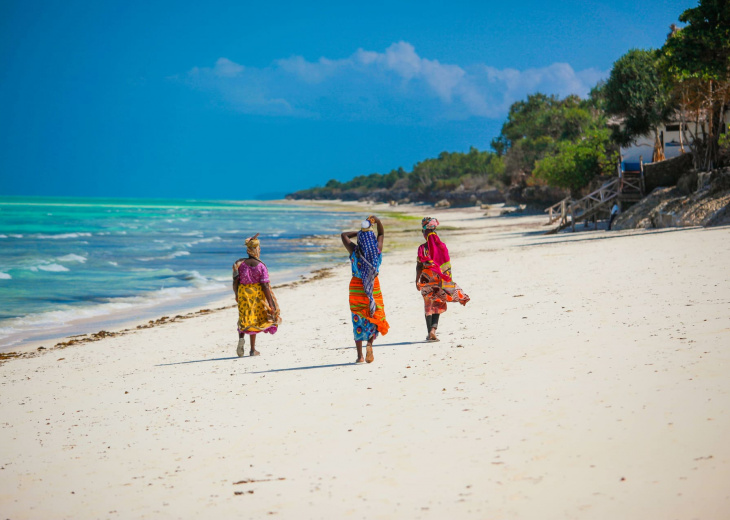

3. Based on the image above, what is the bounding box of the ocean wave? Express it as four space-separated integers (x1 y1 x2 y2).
0 272 11 280
185 236 222 247
33 232 92 240
57 254 87 263
108 261 119 266
0 235 6 239
137 251 191 261
169 269 214 287
35 263 70 272
0 281 228 346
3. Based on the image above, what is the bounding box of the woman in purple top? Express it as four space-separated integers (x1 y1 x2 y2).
232 234 281 357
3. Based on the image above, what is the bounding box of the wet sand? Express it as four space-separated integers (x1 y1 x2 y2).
1 206 729 518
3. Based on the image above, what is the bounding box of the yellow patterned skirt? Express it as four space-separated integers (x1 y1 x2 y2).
237 283 281 334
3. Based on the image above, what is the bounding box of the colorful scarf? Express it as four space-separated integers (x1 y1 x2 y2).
420 218 451 282
422 217 439 231
356 228 380 317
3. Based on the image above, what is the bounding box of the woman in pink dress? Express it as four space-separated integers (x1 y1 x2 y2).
415 218 469 341
232 234 281 357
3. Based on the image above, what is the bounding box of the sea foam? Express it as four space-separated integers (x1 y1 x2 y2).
57 254 87 263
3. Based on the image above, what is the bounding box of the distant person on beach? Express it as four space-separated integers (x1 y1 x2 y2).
608 203 620 230
416 217 470 341
341 215 390 363
232 234 281 357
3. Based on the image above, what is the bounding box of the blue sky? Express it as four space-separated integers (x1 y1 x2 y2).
1 0 691 199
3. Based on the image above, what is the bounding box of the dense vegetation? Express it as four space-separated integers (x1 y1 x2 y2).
291 148 507 200
289 0 730 202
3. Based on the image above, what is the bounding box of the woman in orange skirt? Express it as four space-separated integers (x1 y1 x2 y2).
341 215 389 363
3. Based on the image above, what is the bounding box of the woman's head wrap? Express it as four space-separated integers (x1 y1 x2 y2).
245 233 261 255
422 217 439 230
356 220 381 317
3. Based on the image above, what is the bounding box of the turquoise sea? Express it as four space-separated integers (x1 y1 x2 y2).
0 197 357 349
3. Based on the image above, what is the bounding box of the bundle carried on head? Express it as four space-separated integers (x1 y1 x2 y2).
422 217 439 231
245 233 260 256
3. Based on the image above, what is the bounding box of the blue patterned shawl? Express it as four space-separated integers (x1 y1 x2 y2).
356 230 380 316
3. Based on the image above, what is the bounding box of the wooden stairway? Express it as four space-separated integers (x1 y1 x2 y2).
544 160 647 234
544 178 620 234
619 170 644 202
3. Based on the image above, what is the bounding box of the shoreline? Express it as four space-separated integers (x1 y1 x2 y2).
0 200 413 357
0 264 338 362
0 199 372 353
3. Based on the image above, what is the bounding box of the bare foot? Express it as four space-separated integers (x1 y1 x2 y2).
250 349 260 356
428 330 439 342
355 356 365 363
365 345 374 363
236 338 246 357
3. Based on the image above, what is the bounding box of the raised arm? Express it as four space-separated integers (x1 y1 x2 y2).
341 231 357 255
370 215 385 250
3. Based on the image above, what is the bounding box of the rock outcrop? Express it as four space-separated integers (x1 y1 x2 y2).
613 167 730 230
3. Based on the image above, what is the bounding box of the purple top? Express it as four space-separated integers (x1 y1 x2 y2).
233 260 270 285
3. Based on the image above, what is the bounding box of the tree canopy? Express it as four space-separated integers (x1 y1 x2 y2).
603 49 674 146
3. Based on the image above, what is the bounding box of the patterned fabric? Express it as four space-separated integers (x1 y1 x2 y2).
349 275 389 340
422 217 439 230
350 251 381 278
424 296 448 316
245 233 260 255
355 229 381 317
351 312 379 341
233 258 280 335
233 260 270 285
417 241 469 315
421 232 452 281
237 282 281 335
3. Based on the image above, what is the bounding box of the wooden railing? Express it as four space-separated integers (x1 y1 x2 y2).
545 196 572 225
544 178 620 233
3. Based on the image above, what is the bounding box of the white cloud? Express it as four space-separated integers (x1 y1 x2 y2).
185 42 607 122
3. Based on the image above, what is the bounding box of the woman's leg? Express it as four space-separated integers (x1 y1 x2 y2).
236 332 246 357
365 336 375 363
249 334 260 356
425 314 433 335
428 313 440 341
355 340 364 363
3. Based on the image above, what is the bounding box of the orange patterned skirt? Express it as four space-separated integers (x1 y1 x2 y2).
349 276 389 338
418 267 470 316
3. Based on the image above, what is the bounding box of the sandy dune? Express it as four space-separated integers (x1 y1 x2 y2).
1 208 729 519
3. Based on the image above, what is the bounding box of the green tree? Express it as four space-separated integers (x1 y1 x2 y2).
662 0 730 169
603 49 674 147
533 128 618 194
496 93 601 180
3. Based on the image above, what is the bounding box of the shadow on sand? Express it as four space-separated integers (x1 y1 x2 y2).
156 341 431 369
155 356 240 366
331 340 430 350
248 362 359 374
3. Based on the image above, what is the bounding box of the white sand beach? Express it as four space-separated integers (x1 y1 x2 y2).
1 207 729 519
